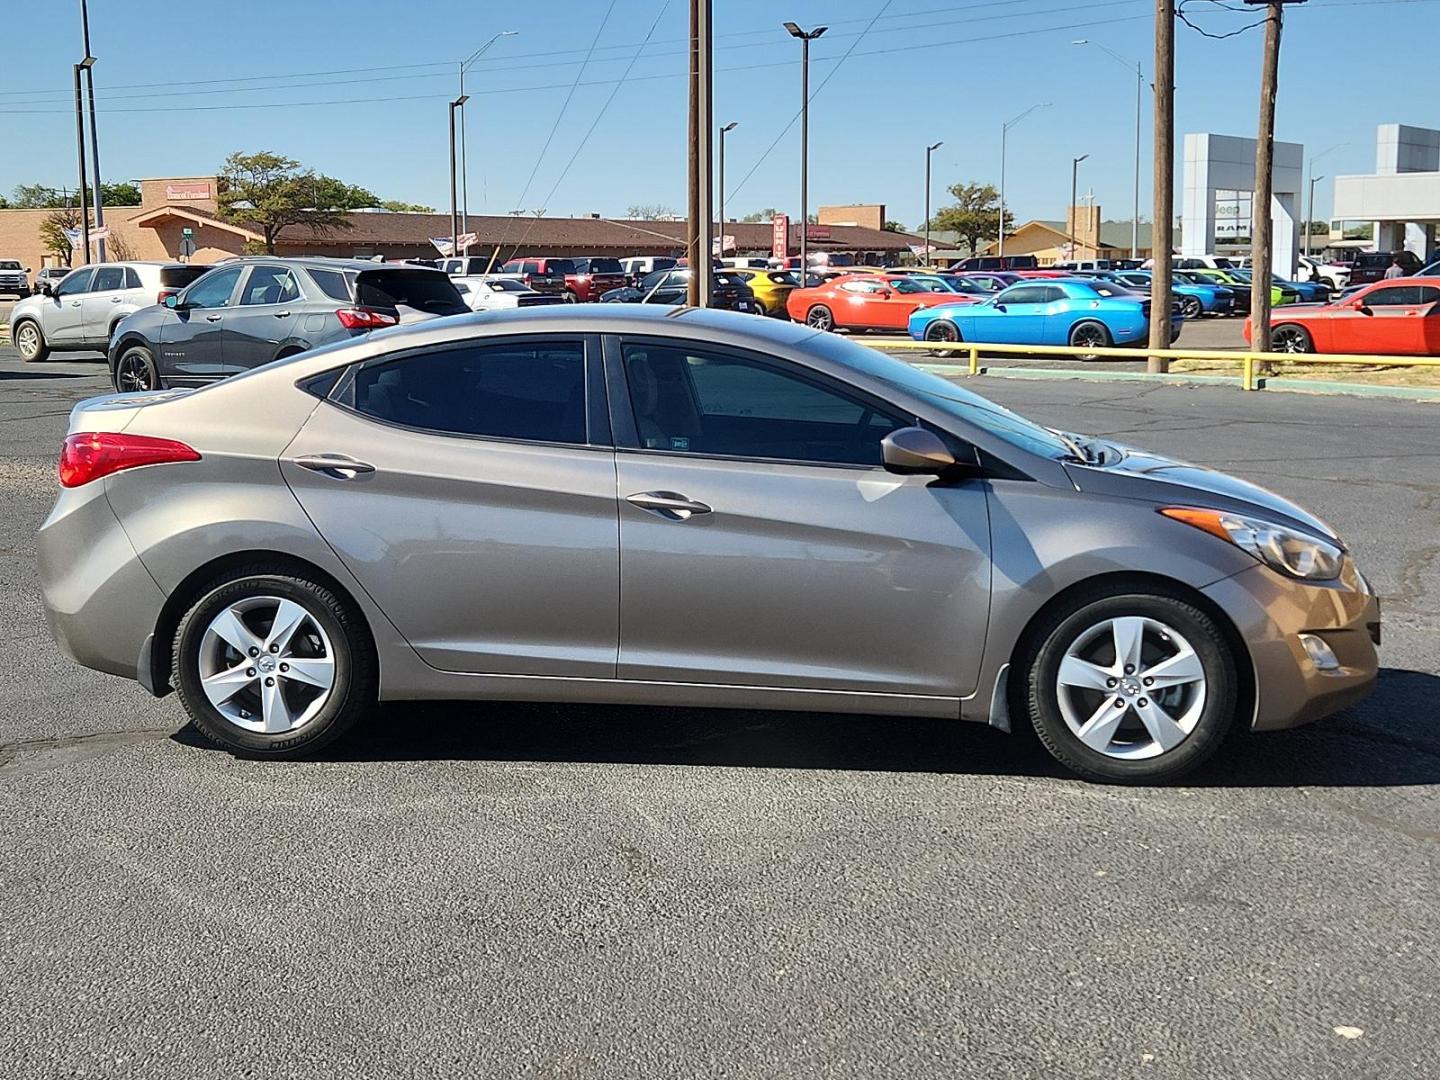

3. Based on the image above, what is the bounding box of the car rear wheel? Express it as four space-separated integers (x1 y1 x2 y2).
1068 320 1111 361
805 305 836 331
113 344 160 392
1270 324 1313 353
1022 591 1238 784
924 320 961 356
1179 296 1204 320
172 568 376 757
13 319 48 362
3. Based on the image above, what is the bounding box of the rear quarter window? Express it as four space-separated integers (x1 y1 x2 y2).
159 265 211 289
308 268 354 302
355 269 467 314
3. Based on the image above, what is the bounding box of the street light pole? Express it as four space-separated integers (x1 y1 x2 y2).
925 140 943 266
458 30 517 243
1304 142 1347 261
719 122 738 261
448 95 468 258
72 63 89 264
999 102 1050 258
1071 153 1090 256
1073 40 1145 259
79 0 105 262
785 22 828 277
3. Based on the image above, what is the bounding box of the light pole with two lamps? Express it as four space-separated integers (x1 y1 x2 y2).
458 30 518 243
448 94 469 257
1072 39 1145 260
1305 142 1347 261
784 22 827 277
998 102 1050 258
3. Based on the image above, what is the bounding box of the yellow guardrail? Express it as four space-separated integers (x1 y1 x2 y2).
879 338 1440 391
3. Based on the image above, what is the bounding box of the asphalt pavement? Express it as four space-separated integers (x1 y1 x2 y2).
1 344 1437 1079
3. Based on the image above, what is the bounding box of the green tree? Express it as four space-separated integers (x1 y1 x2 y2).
929 181 1011 257
9 181 140 208
217 151 378 254
101 182 142 206
740 207 780 223
38 204 89 267
379 199 436 213
882 220 907 232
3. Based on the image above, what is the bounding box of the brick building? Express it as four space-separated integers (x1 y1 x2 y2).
0 175 923 273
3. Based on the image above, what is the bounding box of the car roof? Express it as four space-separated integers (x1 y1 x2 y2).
215 256 444 271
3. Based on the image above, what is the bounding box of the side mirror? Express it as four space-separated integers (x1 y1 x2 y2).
881 427 957 476
1357 302 1373 316
993 302 1007 312
165 293 183 309
876 289 893 300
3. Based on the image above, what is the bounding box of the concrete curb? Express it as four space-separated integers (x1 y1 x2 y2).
912 362 1440 403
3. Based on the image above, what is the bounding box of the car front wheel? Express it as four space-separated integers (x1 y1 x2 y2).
172 568 376 757
13 319 48 362
805 305 836 331
1021 591 1238 784
113 344 160 392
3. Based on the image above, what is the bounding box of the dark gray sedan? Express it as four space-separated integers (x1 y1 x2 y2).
107 257 468 391
44 307 1378 783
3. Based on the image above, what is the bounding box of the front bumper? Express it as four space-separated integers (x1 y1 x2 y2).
1202 559 1379 731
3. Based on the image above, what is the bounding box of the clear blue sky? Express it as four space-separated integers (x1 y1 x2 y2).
0 0 1432 229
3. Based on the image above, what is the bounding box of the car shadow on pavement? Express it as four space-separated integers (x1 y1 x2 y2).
224 667 1440 787
0 370 92 381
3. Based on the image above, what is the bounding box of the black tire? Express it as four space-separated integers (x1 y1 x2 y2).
1068 320 1112 361
1270 324 1313 354
13 318 48 362
1179 296 1204 320
171 567 377 758
113 343 161 393
563 290 579 304
1020 590 1238 784
924 320 961 357
805 304 836 331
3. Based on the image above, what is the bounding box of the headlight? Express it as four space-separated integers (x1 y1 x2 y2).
1160 506 1345 581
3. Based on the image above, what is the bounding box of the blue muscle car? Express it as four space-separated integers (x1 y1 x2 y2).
1110 270 1235 317
908 278 1183 354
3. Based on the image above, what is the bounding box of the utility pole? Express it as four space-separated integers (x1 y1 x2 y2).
925 141 943 266
785 22 828 281
448 95 467 258
1249 0 1287 355
79 0 104 262
72 63 90 264
1070 154 1089 257
687 0 701 305
718 121 738 262
1147 0 1175 371
696 0 714 306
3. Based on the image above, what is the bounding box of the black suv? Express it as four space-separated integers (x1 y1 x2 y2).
600 268 761 313
1347 250 1423 285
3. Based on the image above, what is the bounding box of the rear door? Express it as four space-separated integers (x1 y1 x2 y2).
608 335 991 696
161 264 241 381
223 263 305 372
281 334 618 675
45 268 95 344
80 265 129 345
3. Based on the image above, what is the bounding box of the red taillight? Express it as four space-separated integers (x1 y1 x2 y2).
335 307 399 330
157 288 180 305
59 432 200 488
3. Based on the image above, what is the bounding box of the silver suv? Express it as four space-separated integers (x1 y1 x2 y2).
11 262 210 362
0 258 31 298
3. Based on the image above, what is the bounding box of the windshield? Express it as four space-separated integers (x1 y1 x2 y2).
355 269 468 314
486 279 529 292
0 260 21 270
805 334 1073 459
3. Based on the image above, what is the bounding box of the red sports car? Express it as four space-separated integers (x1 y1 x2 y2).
785 273 976 332
1246 277 1440 355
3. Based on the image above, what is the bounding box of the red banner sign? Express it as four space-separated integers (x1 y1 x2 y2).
771 214 789 260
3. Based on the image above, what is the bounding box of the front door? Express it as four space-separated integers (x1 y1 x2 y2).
610 336 992 698
224 264 304 372
80 265 129 347
985 285 1051 343
45 268 93 345
281 334 619 676
1350 284 1439 355
161 264 241 382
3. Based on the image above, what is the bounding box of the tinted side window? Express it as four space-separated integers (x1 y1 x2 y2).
308 268 353 302
124 267 144 289
351 341 587 444
1364 286 1420 307
999 286 1046 304
56 269 95 297
92 266 126 292
185 266 242 309
621 342 906 466
240 266 302 305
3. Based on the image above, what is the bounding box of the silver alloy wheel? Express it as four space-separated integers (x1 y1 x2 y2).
197 595 336 734
1055 615 1206 760
15 322 41 360
1271 325 1311 353
1180 296 1203 319
115 350 153 392
806 306 834 331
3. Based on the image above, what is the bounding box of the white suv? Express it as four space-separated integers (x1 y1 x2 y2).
10 261 209 362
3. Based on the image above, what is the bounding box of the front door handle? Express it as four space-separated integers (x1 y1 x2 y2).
626 491 712 521
274 310 292 318
205 314 222 322
70 301 82 307
291 453 376 480
111 297 122 303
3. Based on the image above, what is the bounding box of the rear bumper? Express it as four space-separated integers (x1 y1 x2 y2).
1202 561 1379 731
37 481 166 684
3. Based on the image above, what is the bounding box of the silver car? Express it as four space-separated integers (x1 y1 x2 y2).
37 307 1379 783
11 261 210 362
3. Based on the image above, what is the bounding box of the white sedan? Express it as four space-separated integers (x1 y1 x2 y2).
453 274 564 312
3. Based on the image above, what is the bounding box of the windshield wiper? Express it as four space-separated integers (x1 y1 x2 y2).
1047 428 1093 464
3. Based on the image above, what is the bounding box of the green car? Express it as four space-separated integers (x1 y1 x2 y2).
1187 267 1299 307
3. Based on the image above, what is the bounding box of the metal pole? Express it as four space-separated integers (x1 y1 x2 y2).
998 122 1007 258
719 122 737 265
1250 0 1284 353
697 0 713 306
1071 157 1079 253
72 64 89 264
1133 62 1142 259
925 148 932 264
448 102 459 259
687 0 700 306
80 0 104 261
1148 0 1175 372
800 34 809 279
1305 168 1316 260
459 63 468 242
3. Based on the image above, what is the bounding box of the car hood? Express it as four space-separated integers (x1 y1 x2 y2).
1063 441 1340 543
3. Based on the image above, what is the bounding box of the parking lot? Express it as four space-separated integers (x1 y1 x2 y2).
2 339 1437 1078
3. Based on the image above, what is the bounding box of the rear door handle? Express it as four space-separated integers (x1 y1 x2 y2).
111 297 122 303
291 453 376 480
205 314 222 322
274 310 292 318
626 491 712 521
